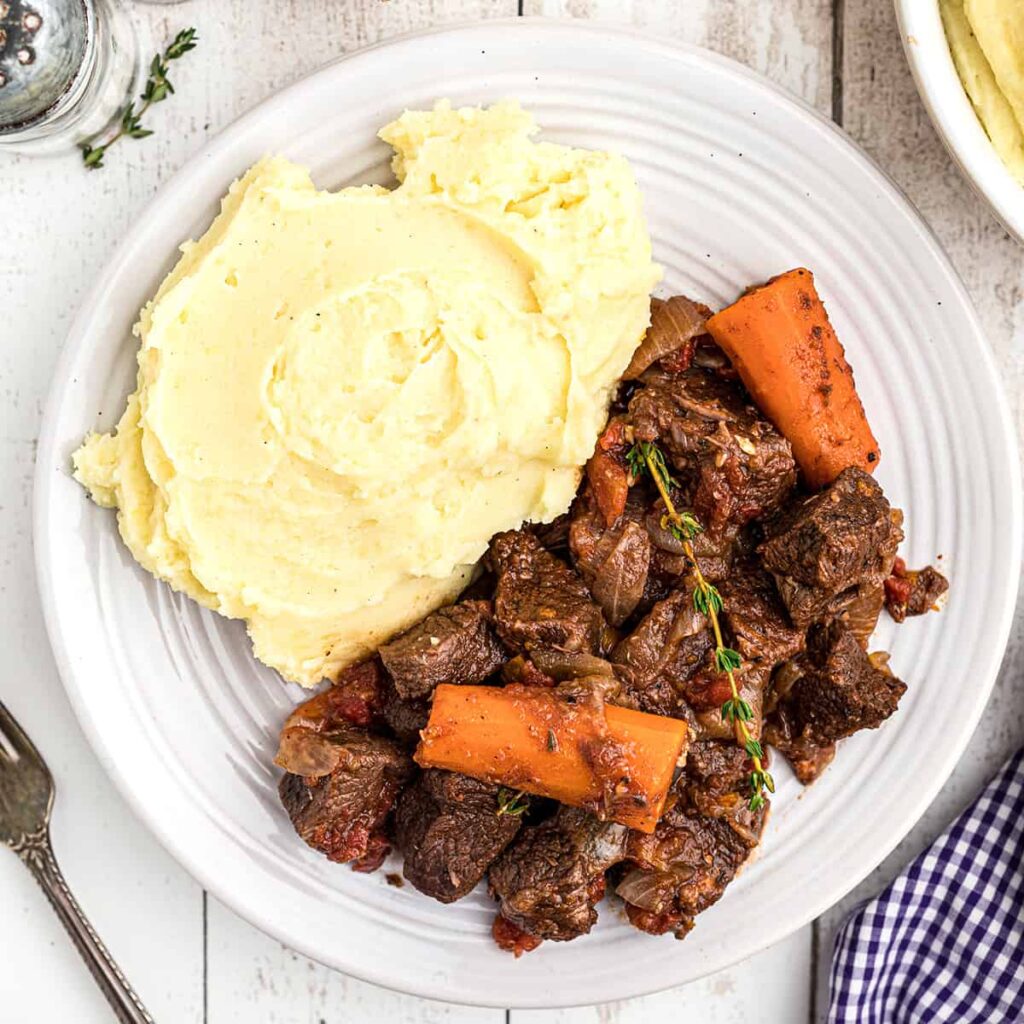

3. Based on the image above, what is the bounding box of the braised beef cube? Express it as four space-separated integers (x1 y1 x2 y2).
277 724 412 867
394 770 522 904
762 714 836 784
759 468 903 628
904 564 949 616
569 486 651 627
682 740 768 846
379 672 430 746
884 558 949 623
718 564 805 671
617 753 765 939
379 600 506 701
490 530 608 655
778 621 906 749
612 590 711 721
488 806 627 942
627 368 796 533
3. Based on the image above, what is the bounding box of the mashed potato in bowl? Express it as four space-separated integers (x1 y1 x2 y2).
73 101 660 686
941 0 1024 183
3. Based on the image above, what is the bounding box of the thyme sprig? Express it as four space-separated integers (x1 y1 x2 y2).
628 440 774 812
496 787 530 817
80 28 199 169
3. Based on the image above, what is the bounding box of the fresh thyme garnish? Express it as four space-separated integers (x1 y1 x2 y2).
80 28 199 170
546 729 559 752
496 787 530 817
628 440 775 812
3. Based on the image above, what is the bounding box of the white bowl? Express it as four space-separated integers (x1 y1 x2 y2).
895 0 1024 242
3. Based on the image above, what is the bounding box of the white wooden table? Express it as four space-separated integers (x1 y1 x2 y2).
2 1 1022 1020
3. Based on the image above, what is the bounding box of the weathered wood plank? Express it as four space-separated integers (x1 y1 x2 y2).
205 897 505 1024
524 0 833 114
512 928 811 1024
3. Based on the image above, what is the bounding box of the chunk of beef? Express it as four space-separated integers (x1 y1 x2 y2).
628 368 796 534
277 724 413 868
789 622 906 743
394 770 522 903
569 486 651 626
379 600 506 701
762 715 836 784
617 742 766 938
764 621 905 782
489 806 627 943
759 467 903 628
611 590 711 722
884 557 949 623
490 530 608 655
379 672 430 746
618 812 757 938
762 657 837 783
717 563 805 673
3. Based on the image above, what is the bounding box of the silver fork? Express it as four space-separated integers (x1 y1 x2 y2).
0 699 154 1024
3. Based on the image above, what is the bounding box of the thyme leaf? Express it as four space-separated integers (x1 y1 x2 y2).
496 787 530 817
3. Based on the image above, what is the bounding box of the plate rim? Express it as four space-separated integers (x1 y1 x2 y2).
33 16 1023 1007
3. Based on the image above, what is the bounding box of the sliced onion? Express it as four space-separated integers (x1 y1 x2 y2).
530 649 616 680
769 658 805 704
274 728 340 778
645 512 687 555
843 585 884 648
615 865 695 911
692 344 730 370
868 650 892 674
623 296 707 379
588 521 650 626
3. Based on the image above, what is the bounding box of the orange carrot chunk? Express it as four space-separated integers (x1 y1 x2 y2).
415 684 689 833
706 268 880 490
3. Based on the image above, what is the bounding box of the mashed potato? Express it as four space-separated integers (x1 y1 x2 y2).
73 101 660 686
942 0 1024 183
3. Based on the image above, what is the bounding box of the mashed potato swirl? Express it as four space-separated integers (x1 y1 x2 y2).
73 101 660 686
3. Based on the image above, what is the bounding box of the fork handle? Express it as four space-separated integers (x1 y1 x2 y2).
18 828 155 1024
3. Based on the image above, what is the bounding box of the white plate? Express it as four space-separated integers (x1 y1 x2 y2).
895 0 1024 243
34 20 1022 1007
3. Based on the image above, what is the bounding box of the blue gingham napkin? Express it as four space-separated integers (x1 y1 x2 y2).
827 748 1024 1022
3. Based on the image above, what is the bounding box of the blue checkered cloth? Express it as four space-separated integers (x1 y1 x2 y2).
828 748 1024 1023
